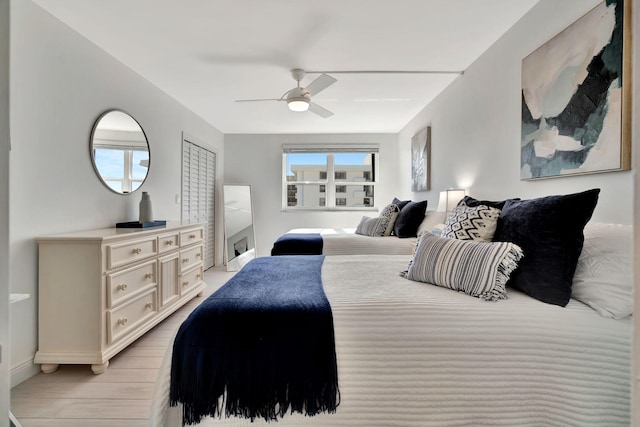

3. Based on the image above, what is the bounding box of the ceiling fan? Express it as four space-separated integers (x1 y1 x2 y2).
235 69 337 118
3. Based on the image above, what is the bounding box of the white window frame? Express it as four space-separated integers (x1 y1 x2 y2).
282 144 379 211
93 147 146 193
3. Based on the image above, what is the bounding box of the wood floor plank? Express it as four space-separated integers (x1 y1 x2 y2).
11 398 151 419
107 355 164 370
118 346 167 358
15 366 160 384
19 419 148 427
11 382 155 400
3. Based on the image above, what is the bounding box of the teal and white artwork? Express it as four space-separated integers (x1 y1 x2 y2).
521 0 630 179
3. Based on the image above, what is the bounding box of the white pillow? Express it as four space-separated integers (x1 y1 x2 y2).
416 210 447 236
404 232 523 301
571 222 633 319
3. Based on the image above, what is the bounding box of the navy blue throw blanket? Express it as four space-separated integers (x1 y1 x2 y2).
271 233 323 256
170 255 339 425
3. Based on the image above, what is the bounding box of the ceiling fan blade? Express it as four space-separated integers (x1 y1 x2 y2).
235 98 282 103
308 102 334 118
305 73 337 96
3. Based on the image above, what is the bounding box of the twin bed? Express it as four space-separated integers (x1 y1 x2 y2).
149 192 633 426
271 228 417 256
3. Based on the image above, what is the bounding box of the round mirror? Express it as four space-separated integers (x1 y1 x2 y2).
90 110 150 194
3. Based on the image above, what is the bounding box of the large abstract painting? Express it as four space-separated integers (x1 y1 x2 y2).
411 126 431 191
521 0 631 180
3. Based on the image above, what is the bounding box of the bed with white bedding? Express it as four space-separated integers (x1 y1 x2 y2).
269 201 446 257
152 190 633 426
150 253 631 427
283 227 417 255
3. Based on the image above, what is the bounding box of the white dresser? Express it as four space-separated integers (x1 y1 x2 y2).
34 222 207 374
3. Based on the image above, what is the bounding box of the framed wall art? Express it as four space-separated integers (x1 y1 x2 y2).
411 126 431 191
520 0 631 180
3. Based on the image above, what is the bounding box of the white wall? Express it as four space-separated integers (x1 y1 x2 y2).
9 1 225 385
1 0 10 423
398 0 633 225
224 134 398 256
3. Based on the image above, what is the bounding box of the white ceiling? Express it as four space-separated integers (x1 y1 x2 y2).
33 0 540 134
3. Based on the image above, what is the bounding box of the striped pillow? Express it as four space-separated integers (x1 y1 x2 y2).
355 204 399 237
405 232 523 301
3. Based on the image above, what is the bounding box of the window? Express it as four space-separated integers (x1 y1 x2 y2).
283 145 379 210
93 147 148 193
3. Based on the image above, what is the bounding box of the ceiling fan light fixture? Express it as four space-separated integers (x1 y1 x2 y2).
287 98 310 112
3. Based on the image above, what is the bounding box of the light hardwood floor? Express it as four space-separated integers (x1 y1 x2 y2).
10 266 236 427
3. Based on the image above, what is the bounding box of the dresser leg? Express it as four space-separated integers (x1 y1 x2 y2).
91 361 109 374
40 363 59 374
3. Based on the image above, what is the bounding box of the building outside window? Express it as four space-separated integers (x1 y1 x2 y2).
282 145 378 210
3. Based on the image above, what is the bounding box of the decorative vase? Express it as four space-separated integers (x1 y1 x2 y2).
139 191 153 223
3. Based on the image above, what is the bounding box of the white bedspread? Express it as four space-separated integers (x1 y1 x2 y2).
287 228 416 255
149 255 631 426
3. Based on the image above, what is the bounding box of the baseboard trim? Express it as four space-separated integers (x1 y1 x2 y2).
10 357 38 388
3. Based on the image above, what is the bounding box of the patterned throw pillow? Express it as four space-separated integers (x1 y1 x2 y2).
442 204 501 242
404 232 523 301
355 204 399 237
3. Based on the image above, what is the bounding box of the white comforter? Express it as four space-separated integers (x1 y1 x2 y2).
287 228 416 255
149 255 631 426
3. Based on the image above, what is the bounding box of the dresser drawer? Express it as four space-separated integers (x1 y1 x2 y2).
106 237 157 270
157 232 180 254
107 288 158 345
180 228 204 247
180 245 203 272
106 260 156 308
181 264 204 295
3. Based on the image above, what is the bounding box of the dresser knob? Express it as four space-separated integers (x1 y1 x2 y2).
145 273 153 279
182 281 190 287
190 234 196 239
196 274 202 280
196 253 202 258
165 240 173 246
117 317 128 325
145 302 153 309
132 248 142 254
182 258 190 263
117 283 128 291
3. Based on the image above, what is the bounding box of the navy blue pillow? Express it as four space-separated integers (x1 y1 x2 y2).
459 195 520 210
393 200 428 238
392 197 411 211
493 189 599 307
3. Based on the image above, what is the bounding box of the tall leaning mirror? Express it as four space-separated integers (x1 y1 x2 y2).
90 109 150 194
223 185 256 271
